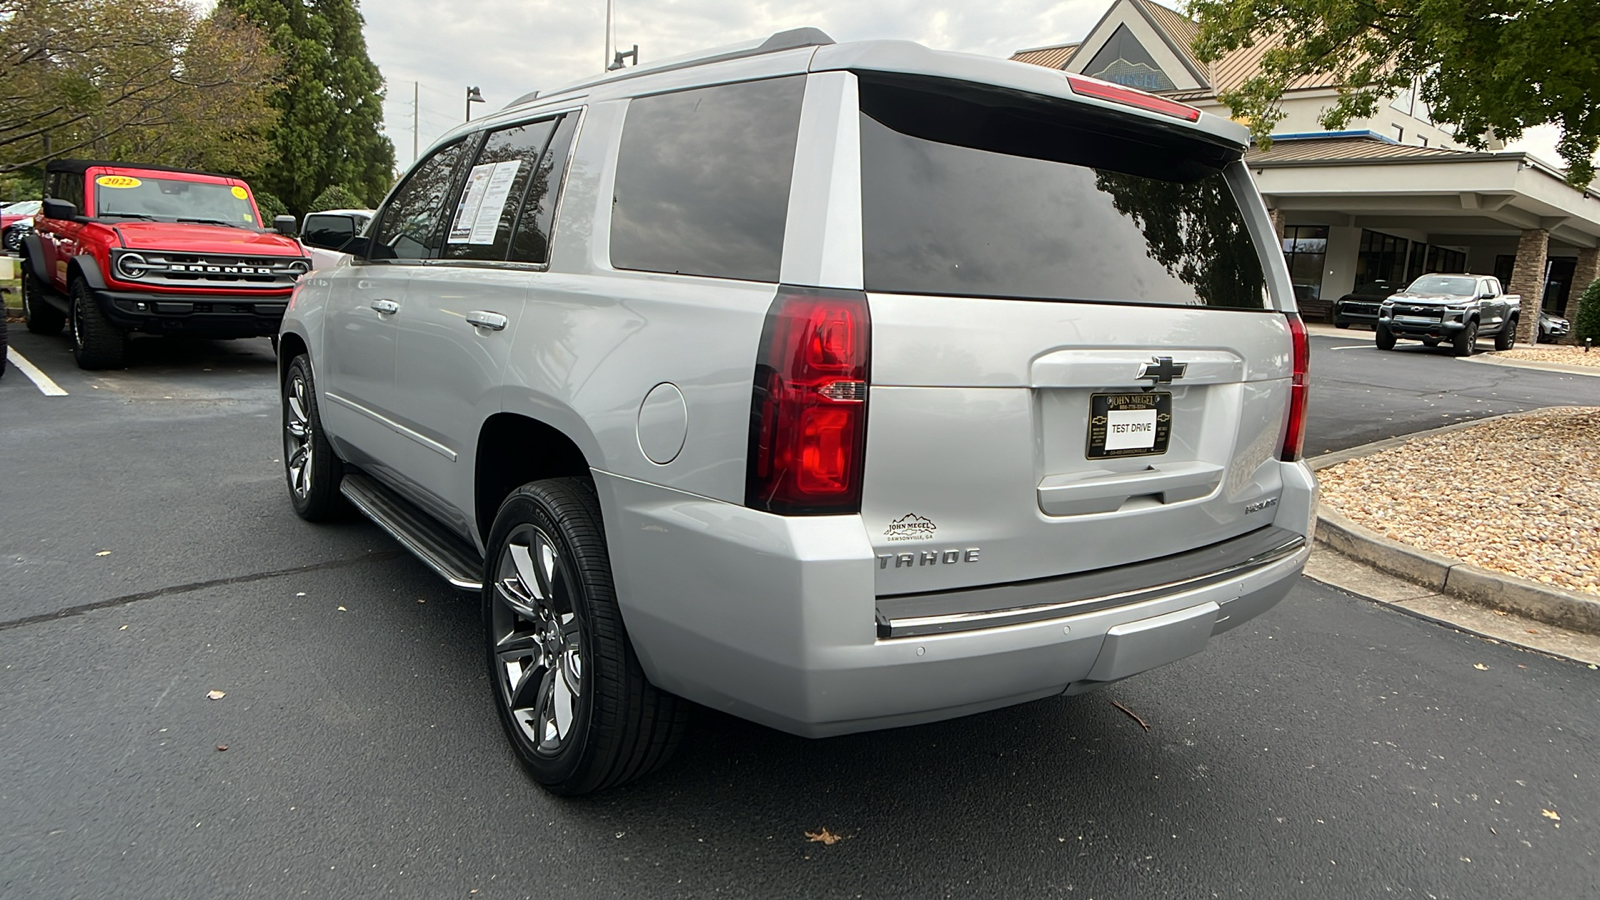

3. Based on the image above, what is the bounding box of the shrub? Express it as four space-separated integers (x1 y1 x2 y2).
1573 277 1600 347
253 189 288 223
309 184 366 213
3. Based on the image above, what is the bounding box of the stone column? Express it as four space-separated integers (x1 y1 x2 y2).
1565 246 1599 340
1268 207 1287 241
1507 228 1548 345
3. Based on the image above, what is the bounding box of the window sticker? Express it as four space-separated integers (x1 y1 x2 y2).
96 175 141 189
447 160 522 245
231 186 248 200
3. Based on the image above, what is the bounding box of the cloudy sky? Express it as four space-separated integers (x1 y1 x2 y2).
354 0 1563 169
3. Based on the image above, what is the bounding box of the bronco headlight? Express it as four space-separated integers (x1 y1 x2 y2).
113 251 148 280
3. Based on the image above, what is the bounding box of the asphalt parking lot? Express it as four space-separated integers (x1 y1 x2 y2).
3 328 1598 898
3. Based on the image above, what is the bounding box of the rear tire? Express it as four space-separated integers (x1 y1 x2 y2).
484 478 687 795
69 278 127 369
282 354 345 521
3 227 23 251
1375 324 1396 350
21 263 65 335
1453 319 1479 357
1494 318 1516 351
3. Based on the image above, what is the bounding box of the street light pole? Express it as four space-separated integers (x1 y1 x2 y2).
465 85 485 122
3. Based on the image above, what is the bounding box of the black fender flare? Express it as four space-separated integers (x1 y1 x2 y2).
67 255 109 292
18 233 53 286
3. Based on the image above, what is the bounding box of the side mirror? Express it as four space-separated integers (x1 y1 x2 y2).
42 198 78 220
1480 292 1495 301
273 214 298 236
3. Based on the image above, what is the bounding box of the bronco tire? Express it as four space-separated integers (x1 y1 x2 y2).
282 354 345 521
69 278 126 369
1453 319 1479 357
21 263 65 335
484 478 687 795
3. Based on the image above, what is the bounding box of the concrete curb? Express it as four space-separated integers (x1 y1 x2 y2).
1463 353 1600 378
1311 412 1600 635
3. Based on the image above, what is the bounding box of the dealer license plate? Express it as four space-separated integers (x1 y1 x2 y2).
1087 392 1172 459
1395 315 1436 324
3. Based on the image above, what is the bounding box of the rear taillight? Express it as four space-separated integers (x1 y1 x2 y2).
1064 73 1202 121
1280 314 1310 462
746 288 871 515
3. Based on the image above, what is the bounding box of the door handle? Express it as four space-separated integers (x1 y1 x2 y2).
465 310 508 332
370 299 399 315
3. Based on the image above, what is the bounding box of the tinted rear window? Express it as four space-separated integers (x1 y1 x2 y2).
610 76 805 282
859 76 1269 309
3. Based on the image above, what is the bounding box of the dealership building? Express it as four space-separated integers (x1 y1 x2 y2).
1012 0 1600 334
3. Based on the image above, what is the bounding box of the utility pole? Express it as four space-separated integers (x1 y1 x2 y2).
412 81 419 165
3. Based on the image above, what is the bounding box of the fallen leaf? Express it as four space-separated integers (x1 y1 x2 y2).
337 606 347 611
119 625 128 631
1493 610 1509 617
1542 809 1561 821
207 690 226 700
805 828 842 845
1473 664 1489 670
417 599 425 604
95 550 111 557
295 592 306 597
216 744 228 752
1527 629 1539 634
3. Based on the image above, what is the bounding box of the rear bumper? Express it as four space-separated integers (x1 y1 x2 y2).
96 288 288 337
596 463 1314 738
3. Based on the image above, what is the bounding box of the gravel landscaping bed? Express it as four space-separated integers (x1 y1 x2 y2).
1490 344 1600 367
1317 407 1600 596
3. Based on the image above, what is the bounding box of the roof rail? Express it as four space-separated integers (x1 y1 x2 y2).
505 27 835 110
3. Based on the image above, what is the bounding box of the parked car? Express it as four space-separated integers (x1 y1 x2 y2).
1376 273 1520 356
299 208 373 270
2 199 40 250
1538 309 1570 343
18 160 309 369
1331 278 1400 328
278 29 1317 794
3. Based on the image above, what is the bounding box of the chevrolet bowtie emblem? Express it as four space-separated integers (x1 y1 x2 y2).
1138 356 1188 384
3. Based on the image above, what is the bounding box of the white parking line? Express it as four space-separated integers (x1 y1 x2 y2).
5 347 68 396
1328 345 1375 351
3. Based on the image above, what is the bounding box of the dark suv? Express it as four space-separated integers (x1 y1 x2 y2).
19 160 309 369
1331 279 1400 328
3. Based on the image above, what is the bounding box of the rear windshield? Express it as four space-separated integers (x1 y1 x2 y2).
93 174 258 226
859 75 1269 309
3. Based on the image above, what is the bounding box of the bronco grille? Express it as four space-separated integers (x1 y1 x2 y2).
112 250 309 288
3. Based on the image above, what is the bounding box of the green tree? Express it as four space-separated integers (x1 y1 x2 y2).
1189 0 1600 187
1572 278 1600 346
309 183 365 212
0 1 279 174
253 189 288 222
220 0 395 216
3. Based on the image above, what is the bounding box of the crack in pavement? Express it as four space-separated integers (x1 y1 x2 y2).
0 550 408 632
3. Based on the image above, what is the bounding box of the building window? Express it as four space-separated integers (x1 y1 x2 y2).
1393 124 1404 142
1356 229 1408 288
1280 225 1329 301
1425 245 1465 274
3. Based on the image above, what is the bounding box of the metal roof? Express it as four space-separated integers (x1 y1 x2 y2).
1008 43 1079 70
1246 135 1470 165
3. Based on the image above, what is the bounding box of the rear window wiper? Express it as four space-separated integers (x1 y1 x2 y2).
177 217 248 228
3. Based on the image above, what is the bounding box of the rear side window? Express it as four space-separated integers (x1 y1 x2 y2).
858 75 1269 309
510 114 578 265
445 118 558 262
611 76 805 282
372 140 467 261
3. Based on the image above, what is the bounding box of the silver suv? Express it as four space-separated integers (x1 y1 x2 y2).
277 29 1317 794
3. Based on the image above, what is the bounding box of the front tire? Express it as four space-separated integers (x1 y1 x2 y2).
1453 319 1479 357
282 354 345 521
484 478 687 795
21 263 65 335
1375 324 1396 350
1494 318 1517 351
69 278 127 369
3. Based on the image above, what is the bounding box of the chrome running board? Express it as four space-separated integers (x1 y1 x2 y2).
340 471 484 591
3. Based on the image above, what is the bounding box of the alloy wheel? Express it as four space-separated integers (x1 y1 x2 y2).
283 370 315 500
491 524 584 756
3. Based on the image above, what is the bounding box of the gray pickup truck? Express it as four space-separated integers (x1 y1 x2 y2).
1376 273 1520 356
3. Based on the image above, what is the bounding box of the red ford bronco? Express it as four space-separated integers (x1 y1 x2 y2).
18 160 310 369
